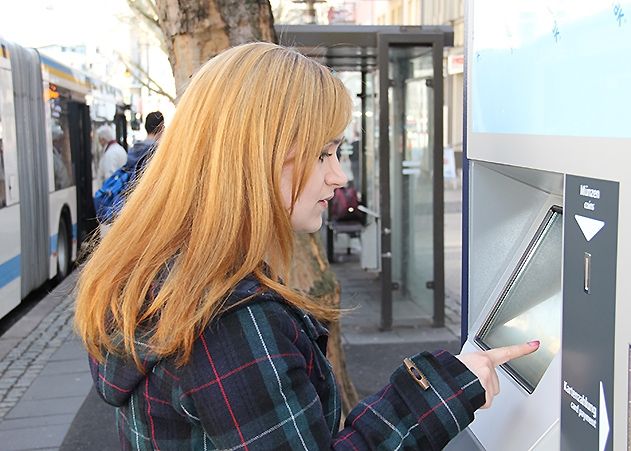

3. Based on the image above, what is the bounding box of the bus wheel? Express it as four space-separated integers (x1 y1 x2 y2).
56 216 71 282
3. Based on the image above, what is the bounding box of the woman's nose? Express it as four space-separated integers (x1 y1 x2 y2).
326 155 348 188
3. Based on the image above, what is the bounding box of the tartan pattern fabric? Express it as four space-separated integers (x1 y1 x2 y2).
89 276 485 450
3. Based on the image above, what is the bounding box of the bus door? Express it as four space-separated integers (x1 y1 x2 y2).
114 110 128 150
68 102 97 251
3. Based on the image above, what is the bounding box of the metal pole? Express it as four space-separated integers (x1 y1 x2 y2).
360 70 367 203
378 35 393 331
305 0 316 24
432 39 445 328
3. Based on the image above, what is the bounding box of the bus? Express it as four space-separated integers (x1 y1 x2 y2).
0 38 127 319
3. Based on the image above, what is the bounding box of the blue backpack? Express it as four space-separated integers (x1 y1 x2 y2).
94 143 155 223
94 166 133 223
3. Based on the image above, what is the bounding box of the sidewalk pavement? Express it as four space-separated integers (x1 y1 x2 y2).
0 188 464 450
0 272 95 450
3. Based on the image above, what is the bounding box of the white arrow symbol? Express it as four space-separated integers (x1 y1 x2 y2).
575 215 605 242
599 381 610 451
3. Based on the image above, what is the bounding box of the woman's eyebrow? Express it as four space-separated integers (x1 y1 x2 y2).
325 138 343 147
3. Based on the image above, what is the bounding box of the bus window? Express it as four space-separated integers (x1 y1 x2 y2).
91 121 108 180
49 85 73 190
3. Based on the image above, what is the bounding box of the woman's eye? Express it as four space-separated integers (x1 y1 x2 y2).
318 152 333 162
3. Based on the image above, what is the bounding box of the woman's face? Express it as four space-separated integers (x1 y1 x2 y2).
281 138 348 233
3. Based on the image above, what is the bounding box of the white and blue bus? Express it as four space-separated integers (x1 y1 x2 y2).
0 38 127 319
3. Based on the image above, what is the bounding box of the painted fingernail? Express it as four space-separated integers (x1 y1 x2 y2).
528 340 540 347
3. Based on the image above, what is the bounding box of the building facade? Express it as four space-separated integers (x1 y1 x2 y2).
363 0 465 174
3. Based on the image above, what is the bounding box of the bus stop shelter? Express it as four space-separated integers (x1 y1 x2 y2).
276 25 454 331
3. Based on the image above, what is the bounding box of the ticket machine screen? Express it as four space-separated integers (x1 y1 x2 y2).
475 206 562 393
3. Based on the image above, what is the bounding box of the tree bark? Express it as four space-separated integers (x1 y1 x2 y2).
288 233 360 416
155 0 276 97
154 0 359 419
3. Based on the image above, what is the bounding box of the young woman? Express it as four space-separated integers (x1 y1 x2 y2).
74 42 538 450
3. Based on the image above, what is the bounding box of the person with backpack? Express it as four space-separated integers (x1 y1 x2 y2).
75 43 539 450
93 111 164 224
126 111 164 171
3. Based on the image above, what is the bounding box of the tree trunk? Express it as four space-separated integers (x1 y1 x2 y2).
288 233 360 416
155 0 276 97
154 0 359 418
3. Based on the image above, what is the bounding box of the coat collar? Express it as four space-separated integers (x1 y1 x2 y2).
225 274 330 345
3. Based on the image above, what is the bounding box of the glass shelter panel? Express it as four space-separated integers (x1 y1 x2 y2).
476 206 563 393
338 72 362 188
364 71 379 214
389 46 435 320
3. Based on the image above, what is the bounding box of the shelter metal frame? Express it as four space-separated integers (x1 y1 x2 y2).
276 25 454 330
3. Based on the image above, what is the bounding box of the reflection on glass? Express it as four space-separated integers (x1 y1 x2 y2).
336 72 362 193
365 71 378 213
49 85 74 190
476 206 563 393
389 46 435 316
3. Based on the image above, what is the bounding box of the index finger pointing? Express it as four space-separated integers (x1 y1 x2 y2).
485 341 540 367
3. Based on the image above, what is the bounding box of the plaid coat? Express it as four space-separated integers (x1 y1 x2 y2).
90 276 485 450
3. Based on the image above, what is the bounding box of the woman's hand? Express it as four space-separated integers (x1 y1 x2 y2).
456 341 540 409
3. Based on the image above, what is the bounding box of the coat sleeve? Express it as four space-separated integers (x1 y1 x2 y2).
180 301 485 450
337 350 485 450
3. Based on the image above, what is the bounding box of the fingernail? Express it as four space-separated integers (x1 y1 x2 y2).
527 340 540 348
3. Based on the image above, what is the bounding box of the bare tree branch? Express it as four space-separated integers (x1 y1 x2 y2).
126 0 167 53
127 0 159 24
116 51 175 104
144 0 159 19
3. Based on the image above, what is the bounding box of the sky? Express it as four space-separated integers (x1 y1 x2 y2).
0 0 176 120
0 0 131 50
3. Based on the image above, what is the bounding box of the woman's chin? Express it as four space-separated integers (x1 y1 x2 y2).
292 217 323 234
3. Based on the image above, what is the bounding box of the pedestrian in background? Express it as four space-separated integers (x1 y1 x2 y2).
95 125 126 187
74 42 539 450
92 112 165 233
126 111 164 172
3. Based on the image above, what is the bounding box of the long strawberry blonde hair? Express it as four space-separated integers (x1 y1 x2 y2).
74 42 352 366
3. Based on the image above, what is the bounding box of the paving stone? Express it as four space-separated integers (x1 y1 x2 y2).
0 413 75 431
3 370 23 379
0 422 68 450
38 349 56 359
5 388 25 399
14 378 34 389
0 302 79 420
48 341 85 362
39 359 88 376
20 371 92 402
0 380 15 389
4 395 86 419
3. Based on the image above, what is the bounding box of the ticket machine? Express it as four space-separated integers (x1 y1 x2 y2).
448 1 631 450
